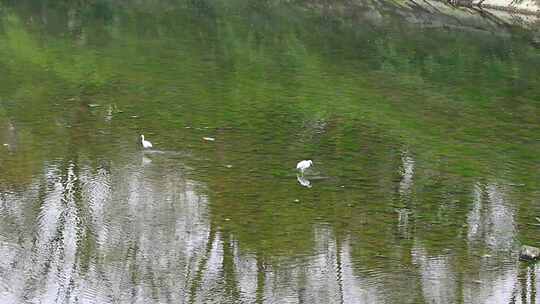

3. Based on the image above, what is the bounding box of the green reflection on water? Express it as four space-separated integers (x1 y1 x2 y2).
0 1 539 303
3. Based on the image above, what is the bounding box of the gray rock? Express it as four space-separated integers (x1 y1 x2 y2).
520 245 540 260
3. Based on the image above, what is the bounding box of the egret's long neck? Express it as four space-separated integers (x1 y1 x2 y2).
141 135 144 141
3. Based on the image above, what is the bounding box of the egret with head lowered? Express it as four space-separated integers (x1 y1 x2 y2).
296 160 313 175
140 134 153 149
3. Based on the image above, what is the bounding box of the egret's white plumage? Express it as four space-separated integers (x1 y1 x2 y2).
141 134 153 149
296 160 313 174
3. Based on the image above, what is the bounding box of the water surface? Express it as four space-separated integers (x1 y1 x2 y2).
0 1 539 303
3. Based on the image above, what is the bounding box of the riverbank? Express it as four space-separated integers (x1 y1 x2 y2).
478 0 540 15
302 0 539 46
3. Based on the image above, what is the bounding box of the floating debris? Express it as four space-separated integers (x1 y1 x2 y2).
203 137 215 141
226 165 233 168
294 199 300 203
131 115 139 118
225 218 231 221
88 104 100 108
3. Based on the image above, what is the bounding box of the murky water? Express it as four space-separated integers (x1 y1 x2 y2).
0 1 539 303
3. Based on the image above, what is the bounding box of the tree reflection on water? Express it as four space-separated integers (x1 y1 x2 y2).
0 0 539 303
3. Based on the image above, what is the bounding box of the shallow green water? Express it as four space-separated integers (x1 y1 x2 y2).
0 1 539 303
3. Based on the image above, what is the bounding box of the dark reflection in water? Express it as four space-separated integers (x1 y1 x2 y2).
0 0 539 303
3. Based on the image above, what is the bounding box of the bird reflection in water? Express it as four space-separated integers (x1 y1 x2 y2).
141 155 152 166
297 174 312 188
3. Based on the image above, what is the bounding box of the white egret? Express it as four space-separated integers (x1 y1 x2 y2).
140 134 153 149
296 160 313 174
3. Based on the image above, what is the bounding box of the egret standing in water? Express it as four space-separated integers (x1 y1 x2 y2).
296 160 313 175
140 134 153 149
